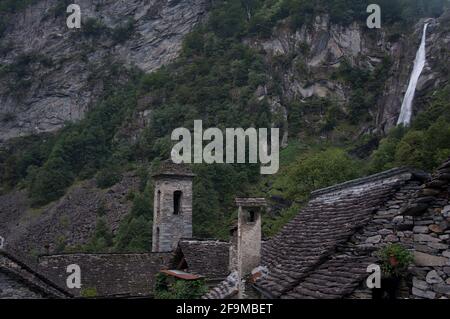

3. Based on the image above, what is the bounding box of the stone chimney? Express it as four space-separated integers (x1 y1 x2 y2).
229 198 266 286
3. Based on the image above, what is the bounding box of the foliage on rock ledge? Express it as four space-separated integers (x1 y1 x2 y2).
378 244 413 278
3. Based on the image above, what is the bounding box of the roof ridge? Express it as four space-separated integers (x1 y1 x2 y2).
310 167 427 198
179 238 229 244
38 252 172 258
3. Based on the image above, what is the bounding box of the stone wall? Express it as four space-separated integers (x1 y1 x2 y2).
347 179 450 299
236 206 262 278
347 179 422 299
347 158 450 299
402 158 450 299
410 201 450 299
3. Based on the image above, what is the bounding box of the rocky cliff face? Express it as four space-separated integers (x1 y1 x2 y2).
1 2 448 142
378 14 450 132
0 0 208 142
1 3 449 257
246 13 450 137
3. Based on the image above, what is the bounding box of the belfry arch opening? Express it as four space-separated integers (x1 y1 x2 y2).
174 191 182 215
157 190 161 217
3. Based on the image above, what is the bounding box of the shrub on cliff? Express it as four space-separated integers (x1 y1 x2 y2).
369 86 450 172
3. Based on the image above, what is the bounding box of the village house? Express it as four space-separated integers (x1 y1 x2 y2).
1 158 450 299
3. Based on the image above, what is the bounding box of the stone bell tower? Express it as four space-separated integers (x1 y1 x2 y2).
152 161 195 252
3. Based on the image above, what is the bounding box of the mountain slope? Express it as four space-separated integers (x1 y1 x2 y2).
0 0 449 256
0 0 208 141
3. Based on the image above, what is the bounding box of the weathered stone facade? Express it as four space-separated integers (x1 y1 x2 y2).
405 159 450 299
231 198 265 278
205 198 266 299
152 162 194 252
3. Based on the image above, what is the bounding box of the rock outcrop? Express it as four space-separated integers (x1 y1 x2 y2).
246 13 450 137
2 5 449 143
0 0 208 141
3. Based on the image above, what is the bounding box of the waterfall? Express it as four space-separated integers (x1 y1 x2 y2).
397 23 429 126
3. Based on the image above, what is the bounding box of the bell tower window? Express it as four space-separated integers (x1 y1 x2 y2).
157 190 161 217
246 210 256 223
174 191 182 215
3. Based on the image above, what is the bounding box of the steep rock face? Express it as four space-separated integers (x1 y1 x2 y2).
0 0 208 142
1 5 450 258
378 15 450 132
246 13 450 137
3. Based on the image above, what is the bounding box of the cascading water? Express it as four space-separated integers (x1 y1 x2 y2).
397 23 429 126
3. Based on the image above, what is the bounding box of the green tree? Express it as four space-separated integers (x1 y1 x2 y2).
285 148 362 200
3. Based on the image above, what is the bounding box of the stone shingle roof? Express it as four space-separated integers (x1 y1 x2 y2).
0 250 71 298
177 239 230 279
152 160 195 178
38 252 173 298
256 167 423 298
282 256 375 299
235 198 267 207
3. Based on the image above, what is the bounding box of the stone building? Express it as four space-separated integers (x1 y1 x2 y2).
2 159 450 299
203 159 450 299
31 162 228 298
230 198 265 277
205 198 266 299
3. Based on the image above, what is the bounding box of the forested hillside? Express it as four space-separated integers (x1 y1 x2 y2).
0 0 449 255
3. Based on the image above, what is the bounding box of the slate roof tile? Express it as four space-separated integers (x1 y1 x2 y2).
178 239 230 279
257 168 417 298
